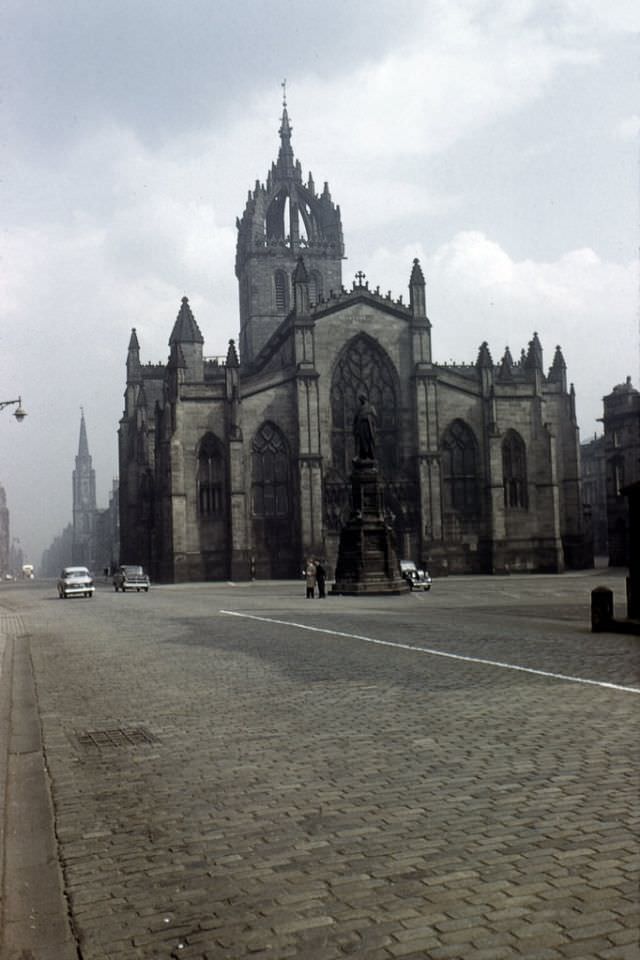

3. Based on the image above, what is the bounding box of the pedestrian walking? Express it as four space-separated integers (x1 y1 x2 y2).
315 560 326 598
305 558 316 598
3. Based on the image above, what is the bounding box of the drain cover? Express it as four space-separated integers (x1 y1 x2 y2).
76 726 156 749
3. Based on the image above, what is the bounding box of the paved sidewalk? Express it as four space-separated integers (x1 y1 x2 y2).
1 572 638 960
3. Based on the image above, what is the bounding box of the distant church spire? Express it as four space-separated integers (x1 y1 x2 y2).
78 407 89 459
72 409 97 567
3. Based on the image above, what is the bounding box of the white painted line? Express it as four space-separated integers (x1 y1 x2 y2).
219 610 640 695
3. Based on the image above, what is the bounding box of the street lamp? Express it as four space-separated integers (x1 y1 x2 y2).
0 397 27 422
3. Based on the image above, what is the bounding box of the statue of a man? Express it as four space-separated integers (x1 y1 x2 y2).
353 394 377 461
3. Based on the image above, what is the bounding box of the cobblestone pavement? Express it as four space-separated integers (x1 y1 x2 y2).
1 568 639 959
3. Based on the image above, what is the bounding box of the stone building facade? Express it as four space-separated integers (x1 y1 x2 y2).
0 483 9 576
580 434 608 557
118 105 587 583
602 377 640 566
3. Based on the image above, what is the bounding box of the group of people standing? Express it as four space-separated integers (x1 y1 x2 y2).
304 558 327 598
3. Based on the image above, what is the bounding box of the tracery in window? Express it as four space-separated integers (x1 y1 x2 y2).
330 335 398 479
441 420 480 516
252 423 290 517
197 433 224 517
502 430 528 509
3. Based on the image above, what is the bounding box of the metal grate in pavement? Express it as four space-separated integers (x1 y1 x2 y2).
76 726 156 749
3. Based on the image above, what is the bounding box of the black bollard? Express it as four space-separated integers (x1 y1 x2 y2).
591 586 614 632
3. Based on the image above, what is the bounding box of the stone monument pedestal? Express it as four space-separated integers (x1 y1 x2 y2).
331 461 409 596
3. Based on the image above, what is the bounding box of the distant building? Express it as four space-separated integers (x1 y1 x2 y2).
95 481 119 574
581 434 608 557
0 483 9 575
119 102 588 582
41 524 73 577
603 377 640 566
41 413 119 576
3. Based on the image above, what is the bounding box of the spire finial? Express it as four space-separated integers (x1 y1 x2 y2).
281 78 287 109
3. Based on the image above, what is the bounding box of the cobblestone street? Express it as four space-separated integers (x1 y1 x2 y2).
1 569 638 959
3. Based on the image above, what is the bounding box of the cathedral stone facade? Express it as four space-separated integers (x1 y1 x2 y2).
118 104 587 583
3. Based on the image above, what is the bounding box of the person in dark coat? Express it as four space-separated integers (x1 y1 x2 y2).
315 560 326 598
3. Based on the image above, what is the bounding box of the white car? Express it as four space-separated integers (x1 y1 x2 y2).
57 566 95 599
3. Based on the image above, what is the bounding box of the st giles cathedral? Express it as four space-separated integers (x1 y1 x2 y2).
118 100 586 582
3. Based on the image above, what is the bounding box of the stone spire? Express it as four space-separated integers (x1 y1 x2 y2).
548 345 567 390
127 328 141 383
409 258 427 319
169 297 203 381
498 346 514 380
526 332 543 371
169 297 204 345
276 97 296 181
225 339 239 368
476 341 493 369
78 407 90 460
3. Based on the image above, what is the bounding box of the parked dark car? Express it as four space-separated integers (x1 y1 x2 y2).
399 559 432 591
113 564 150 593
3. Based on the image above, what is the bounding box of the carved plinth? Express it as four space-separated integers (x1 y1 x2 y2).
331 461 409 596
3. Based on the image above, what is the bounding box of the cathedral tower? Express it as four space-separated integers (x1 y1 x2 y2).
235 91 344 364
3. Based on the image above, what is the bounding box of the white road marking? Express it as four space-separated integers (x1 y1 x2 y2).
219 610 640 695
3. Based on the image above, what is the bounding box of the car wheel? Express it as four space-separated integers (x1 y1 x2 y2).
144 587 149 592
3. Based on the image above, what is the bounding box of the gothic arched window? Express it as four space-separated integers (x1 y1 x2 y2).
274 270 289 311
441 420 480 516
197 433 224 517
330 335 398 479
502 430 528 509
252 423 290 517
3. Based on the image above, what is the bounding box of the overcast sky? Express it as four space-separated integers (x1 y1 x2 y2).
1 0 638 566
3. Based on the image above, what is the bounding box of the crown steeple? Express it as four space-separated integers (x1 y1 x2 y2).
235 90 345 365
